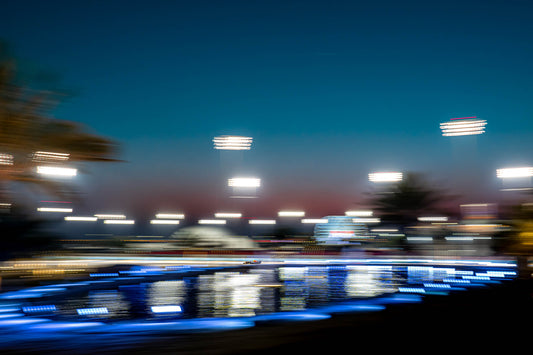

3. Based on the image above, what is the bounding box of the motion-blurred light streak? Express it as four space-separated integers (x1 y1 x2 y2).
198 219 226 225
214 212 242 218
213 135 253 150
249 219 276 225
37 207 72 213
278 211 305 217
0 153 14 165
150 219 180 225
368 172 403 182
228 177 261 187
301 219 328 224
32 151 69 162
36 166 77 177
418 216 448 222
345 210 373 217
155 213 185 219
65 216 97 221
95 214 126 219
496 167 533 178
440 117 486 136
104 220 135 224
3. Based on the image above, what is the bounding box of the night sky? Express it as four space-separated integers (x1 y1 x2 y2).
2 0 533 222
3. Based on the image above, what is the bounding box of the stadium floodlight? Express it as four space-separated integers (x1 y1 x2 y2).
440 117 486 136
0 153 13 165
249 219 276 225
278 211 305 217
155 213 185 219
36 166 77 177
214 212 242 218
301 219 328 224
345 210 373 217
103 220 135 224
32 151 69 162
228 177 261 187
94 214 126 219
198 219 226 225
65 216 97 222
213 135 253 150
417 216 448 222
368 172 403 182
150 219 180 225
37 207 73 213
496 167 533 179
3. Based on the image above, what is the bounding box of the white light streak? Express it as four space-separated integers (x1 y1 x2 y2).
352 218 381 224
36 166 77 177
155 213 185 219
104 220 135 224
94 214 126 219
278 211 305 217
417 216 449 222
214 212 242 218
198 219 226 225
32 151 69 162
440 118 487 136
496 167 533 178
213 135 253 150
301 219 328 224
151 305 182 313
368 172 403 182
345 210 373 217
228 177 261 187
150 219 180 225
0 153 13 165
37 207 72 213
249 219 276 225
65 216 97 221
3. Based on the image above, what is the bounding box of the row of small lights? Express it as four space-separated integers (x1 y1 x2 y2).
35 208 453 226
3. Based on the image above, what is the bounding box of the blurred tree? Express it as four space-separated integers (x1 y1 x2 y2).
0 42 119 202
369 172 447 227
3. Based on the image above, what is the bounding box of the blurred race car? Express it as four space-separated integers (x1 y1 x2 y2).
243 260 261 264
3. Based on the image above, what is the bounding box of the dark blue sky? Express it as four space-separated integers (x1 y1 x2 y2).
2 0 533 219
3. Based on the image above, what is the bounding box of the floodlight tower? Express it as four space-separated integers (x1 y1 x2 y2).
213 135 256 216
440 116 487 202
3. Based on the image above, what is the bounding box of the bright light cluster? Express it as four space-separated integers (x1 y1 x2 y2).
345 210 373 217
36 166 77 177
198 219 226 225
32 151 69 162
155 213 185 219
65 216 97 222
150 219 180 225
213 135 253 150
0 153 13 165
37 207 73 213
278 211 305 217
104 220 135 225
368 172 403 182
496 167 533 178
440 118 486 136
214 212 242 218
228 177 261 187
94 214 126 219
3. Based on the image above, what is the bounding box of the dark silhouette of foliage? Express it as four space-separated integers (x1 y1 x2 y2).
370 172 446 226
0 42 120 201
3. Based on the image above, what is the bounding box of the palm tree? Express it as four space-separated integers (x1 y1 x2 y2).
369 172 447 226
0 43 119 203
